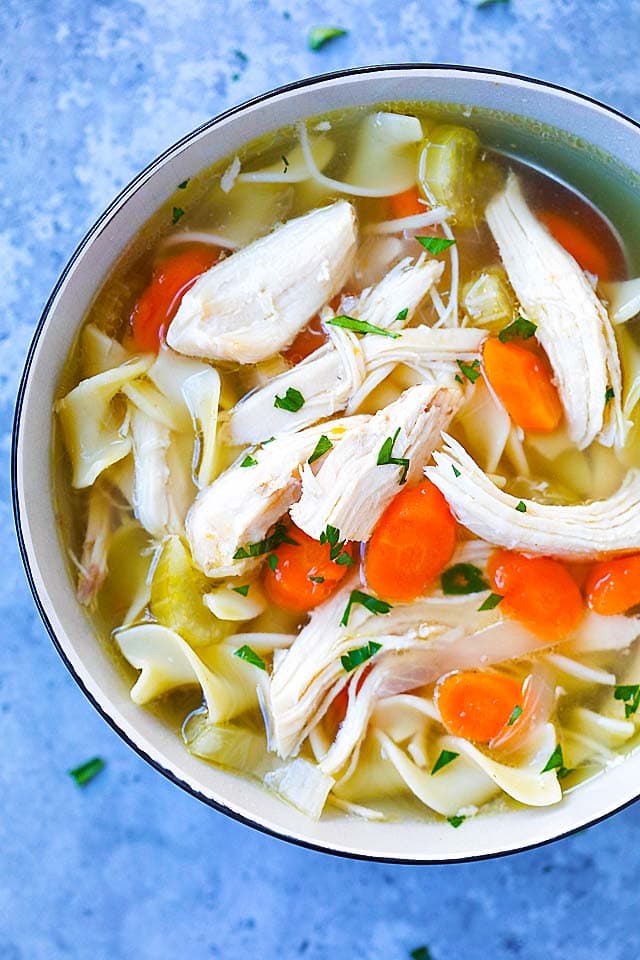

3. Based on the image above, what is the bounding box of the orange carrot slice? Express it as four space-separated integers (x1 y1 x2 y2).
389 186 426 219
435 670 523 743
537 210 613 281
585 554 640 615
263 524 354 613
482 337 563 433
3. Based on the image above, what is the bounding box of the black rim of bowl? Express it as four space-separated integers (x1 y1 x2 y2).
12 63 640 865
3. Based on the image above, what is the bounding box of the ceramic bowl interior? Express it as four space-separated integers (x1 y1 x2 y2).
13 65 640 862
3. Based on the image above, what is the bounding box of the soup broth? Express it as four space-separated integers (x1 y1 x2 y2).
53 102 640 825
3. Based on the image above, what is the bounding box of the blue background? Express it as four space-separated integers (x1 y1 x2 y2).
3 1 640 956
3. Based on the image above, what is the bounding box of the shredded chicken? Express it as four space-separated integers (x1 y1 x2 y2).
290 383 461 542
426 434 640 559
75 483 112 605
166 200 358 364
486 173 626 448
130 409 192 538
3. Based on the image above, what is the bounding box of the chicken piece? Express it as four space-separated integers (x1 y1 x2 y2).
226 256 445 444
130 409 193 539
75 482 112 605
166 200 358 364
426 434 640 560
485 174 626 449
186 416 368 578
290 383 461 542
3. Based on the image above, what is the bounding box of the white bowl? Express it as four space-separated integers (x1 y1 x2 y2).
13 65 640 863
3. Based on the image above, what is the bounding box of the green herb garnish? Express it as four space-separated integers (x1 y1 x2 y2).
441 563 489 595
309 575 325 584
308 25 347 50
268 554 278 572
455 374 464 385
410 949 433 960
308 434 333 464
394 307 409 324
233 522 298 560
377 427 410 485
478 592 504 611
274 386 305 412
541 744 564 773
178 179 190 189
605 386 615 404
282 154 290 173
416 236 456 254
233 48 248 62
232 584 250 597
515 500 527 512
499 315 537 342
507 704 523 726
327 314 401 339
476 0 509 7
447 814 466 828
340 590 392 628
319 524 353 566
341 640 383 672
614 684 640 718
431 749 459 775
234 645 266 671
69 757 105 787
452 465 461 477
172 206 185 224
558 766 574 780
240 454 257 468
456 359 481 383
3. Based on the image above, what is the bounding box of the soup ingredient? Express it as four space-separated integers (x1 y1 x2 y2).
187 417 367 577
166 201 358 364
427 435 640 559
341 640 383 671
614 684 640 718
481 337 563 432
462 268 516 328
585 554 640 615
344 112 424 197
601 278 640 325
326 315 401 339
441 563 488 595
486 174 625 449
233 645 266 670
131 247 219 352
340 592 393 628
389 186 425 219
536 211 613 281
308 25 347 50
226 255 444 443
263 524 354 612
291 384 461 541
130 409 193 538
498 316 537 342
264 757 335 820
69 757 105 787
431 749 459 774
203 581 267 621
435 670 523 742
488 550 583 640
421 124 499 226
365 481 457 602
76 483 112 604
416 236 456 254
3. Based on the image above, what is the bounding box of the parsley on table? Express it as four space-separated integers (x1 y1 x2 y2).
69 757 105 787
308 26 348 50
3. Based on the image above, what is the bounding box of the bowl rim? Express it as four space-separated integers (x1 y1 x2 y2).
12 62 640 864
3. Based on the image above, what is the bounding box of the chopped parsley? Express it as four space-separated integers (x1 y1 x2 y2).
274 386 305 412
319 524 353 566
475 0 509 7
340 590 392 628
69 756 105 787
177 179 190 189
327 314 401 339
452 464 461 477
232 584 250 597
416 236 456 254
456 358 481 383
308 434 333 464
507 704 523 726
394 307 409 324
308 25 347 50
498 315 537 343
478 592 504 611
233 48 248 63
172 206 185 224
234 645 266 671
515 500 527 512
614 684 640 718
605 386 615 404
282 154 290 173
558 765 574 781
268 554 278 572
309 575 325 584
377 427 410 485
431 749 459 775
240 454 258 468
441 562 489 595
410 949 433 960
233 522 298 560
455 374 464 384
447 814 465 828
261 436 276 445
341 640 383 672
541 743 564 773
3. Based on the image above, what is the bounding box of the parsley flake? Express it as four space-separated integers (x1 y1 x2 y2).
341 640 383 672
240 454 258 468
475 0 509 7
319 524 353 566
455 374 464 384
395 307 409 324
447 814 465 828
268 554 278 572
340 590 392 628
234 645 266 670
274 387 305 412
233 48 248 63
309 575 325 584
172 206 185 224
416 236 456 254
377 427 410 484
178 179 190 189
507 704 523 726
515 500 527 512
327 314 401 339
452 465 461 477
282 154 290 173
232 584 250 597
308 434 333 464
614 684 640 718
541 743 564 773
456 358 481 383
69 757 105 787
410 949 433 960
605 386 615 404
499 315 537 342
478 592 504 611
441 563 489 595
431 749 459 775
308 26 347 50
233 522 298 560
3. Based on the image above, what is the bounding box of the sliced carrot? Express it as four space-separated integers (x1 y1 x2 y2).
537 210 613 281
488 549 583 641
389 186 426 219
482 337 563 433
263 524 354 613
365 481 457 603
130 246 219 352
435 670 523 743
585 554 640 615
281 315 327 364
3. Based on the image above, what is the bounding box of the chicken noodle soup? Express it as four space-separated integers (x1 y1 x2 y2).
54 105 640 826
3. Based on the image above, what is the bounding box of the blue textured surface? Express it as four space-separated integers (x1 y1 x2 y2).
3 1 640 957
